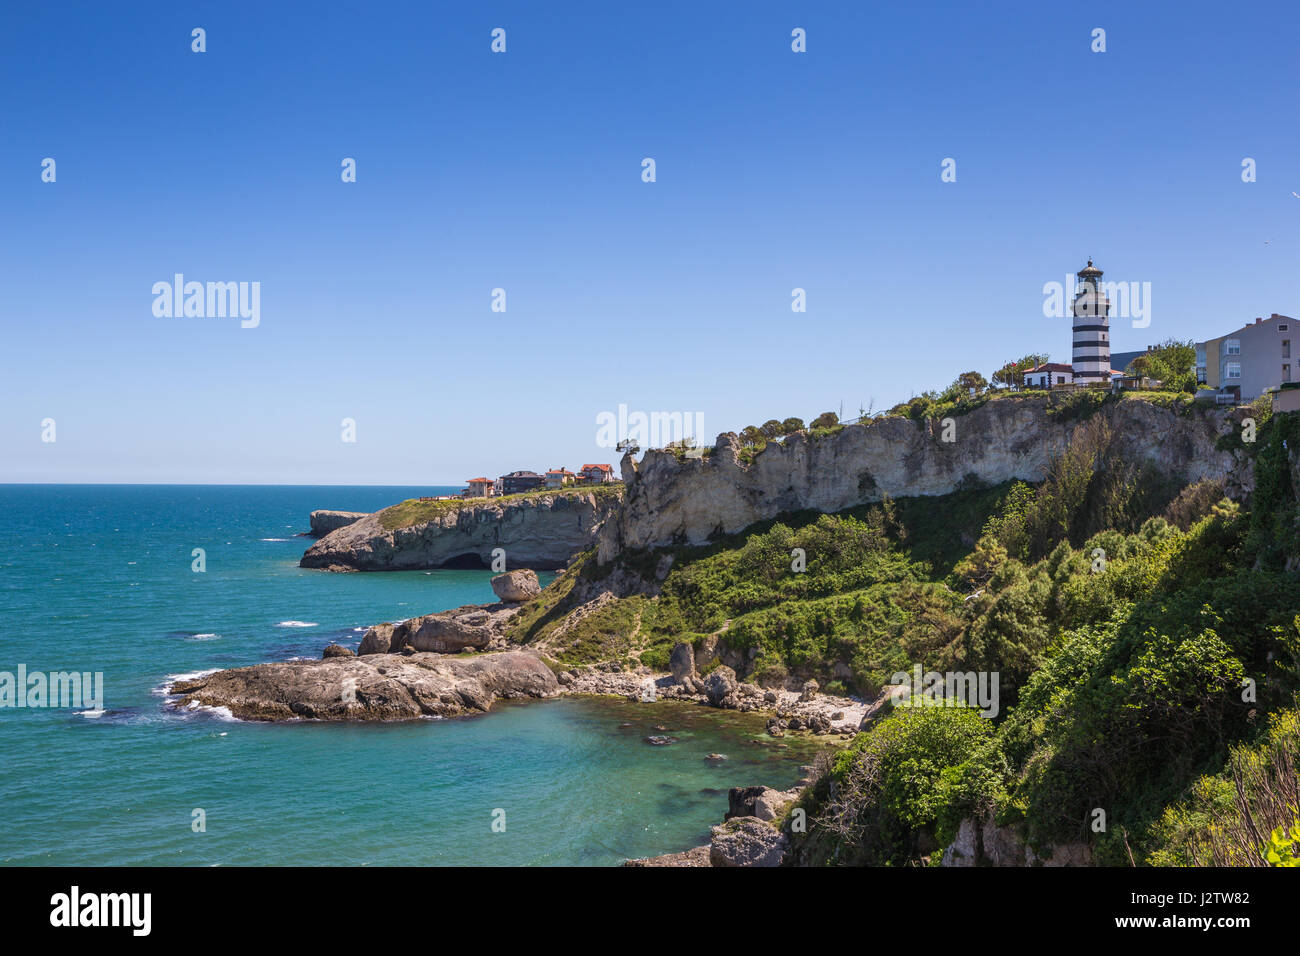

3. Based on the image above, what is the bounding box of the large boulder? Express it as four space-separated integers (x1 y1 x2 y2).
709 818 788 867
358 603 521 656
358 622 399 655
491 569 541 603
703 665 740 709
726 786 795 823
669 642 696 682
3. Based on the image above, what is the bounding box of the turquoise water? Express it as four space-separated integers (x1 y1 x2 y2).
0 485 821 865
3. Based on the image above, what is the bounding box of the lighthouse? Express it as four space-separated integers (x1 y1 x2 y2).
1071 259 1110 383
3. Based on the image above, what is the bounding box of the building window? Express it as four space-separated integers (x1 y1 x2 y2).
1225 339 1241 355
1280 325 1289 332
1284 340 1291 359
1285 364 1292 383
1057 375 1065 384
1226 362 1241 379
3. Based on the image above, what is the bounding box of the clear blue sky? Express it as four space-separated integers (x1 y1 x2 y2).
3 1 1297 484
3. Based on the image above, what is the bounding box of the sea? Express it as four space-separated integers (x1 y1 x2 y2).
0 485 823 866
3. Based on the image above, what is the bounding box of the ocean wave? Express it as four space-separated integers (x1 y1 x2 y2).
275 620 318 628
260 537 293 542
182 699 238 722
152 668 222 697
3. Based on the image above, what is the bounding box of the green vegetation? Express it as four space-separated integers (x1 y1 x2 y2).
506 401 1300 867
1121 339 1197 392
375 482 624 531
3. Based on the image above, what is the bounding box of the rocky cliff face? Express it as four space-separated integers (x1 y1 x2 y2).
308 510 368 537
302 491 622 571
599 396 1250 561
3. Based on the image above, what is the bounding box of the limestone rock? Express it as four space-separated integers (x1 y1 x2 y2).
168 650 559 721
302 491 622 572
623 845 711 867
726 786 794 823
491 569 541 603
321 644 355 658
358 603 521 656
358 622 399 655
703 666 739 709
669 642 696 682
598 398 1249 563
800 679 819 702
709 817 788 867
309 510 368 537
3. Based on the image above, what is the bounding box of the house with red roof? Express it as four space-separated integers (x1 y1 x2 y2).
544 468 577 489
462 477 495 498
579 463 615 483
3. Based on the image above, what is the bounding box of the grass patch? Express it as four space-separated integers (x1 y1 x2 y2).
375 483 623 531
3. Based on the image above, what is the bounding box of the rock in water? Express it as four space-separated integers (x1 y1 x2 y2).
490 569 542 603
321 644 355 658
168 650 559 721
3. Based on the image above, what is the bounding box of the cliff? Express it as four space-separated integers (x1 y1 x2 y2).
598 395 1251 562
308 510 368 537
301 488 623 571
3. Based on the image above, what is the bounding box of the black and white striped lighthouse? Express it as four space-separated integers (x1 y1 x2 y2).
1071 259 1110 383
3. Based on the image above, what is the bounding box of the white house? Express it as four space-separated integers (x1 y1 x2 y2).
1023 363 1075 388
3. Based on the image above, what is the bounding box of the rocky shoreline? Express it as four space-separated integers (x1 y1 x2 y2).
169 569 878 735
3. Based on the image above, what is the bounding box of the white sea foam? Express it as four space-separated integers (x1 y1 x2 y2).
189 632 220 641
184 700 237 721
77 709 106 719
260 537 292 542
153 668 222 697
275 620 318 628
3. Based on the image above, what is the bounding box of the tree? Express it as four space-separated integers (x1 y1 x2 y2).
1124 339 1196 392
811 411 840 430
781 417 805 434
955 371 989 396
992 354 1051 390
759 419 784 440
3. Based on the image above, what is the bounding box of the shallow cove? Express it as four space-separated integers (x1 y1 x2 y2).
0 484 831 866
